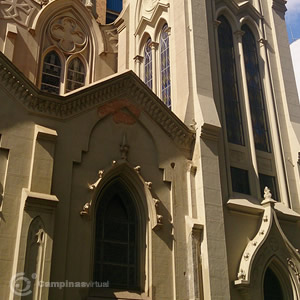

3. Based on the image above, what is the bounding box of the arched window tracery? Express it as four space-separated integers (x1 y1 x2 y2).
144 38 153 90
218 16 245 145
242 24 271 153
41 51 62 95
160 24 171 109
66 57 86 93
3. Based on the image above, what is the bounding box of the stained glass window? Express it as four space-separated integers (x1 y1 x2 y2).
144 38 153 90
66 57 85 93
41 51 61 95
264 268 284 300
94 182 138 289
218 16 245 145
160 24 171 109
242 25 271 152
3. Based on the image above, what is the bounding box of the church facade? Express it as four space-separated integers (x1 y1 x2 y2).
0 0 300 299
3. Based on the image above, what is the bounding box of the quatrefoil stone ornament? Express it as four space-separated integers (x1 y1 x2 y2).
50 16 87 53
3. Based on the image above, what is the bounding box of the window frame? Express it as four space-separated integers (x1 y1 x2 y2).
39 47 87 95
90 177 148 298
93 183 140 290
159 23 171 109
65 55 87 94
215 14 280 202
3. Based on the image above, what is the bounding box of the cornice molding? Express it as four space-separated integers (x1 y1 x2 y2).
272 0 287 14
200 123 220 142
0 52 195 152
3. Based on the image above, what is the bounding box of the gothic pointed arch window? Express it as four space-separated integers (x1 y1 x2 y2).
242 24 271 152
66 57 86 93
264 267 284 300
218 16 244 145
41 50 62 95
160 24 171 109
94 181 139 289
144 38 153 90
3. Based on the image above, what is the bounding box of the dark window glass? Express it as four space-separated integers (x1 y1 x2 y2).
106 12 119 23
94 183 138 289
242 25 271 152
218 16 245 145
144 38 153 89
41 51 61 95
264 268 284 300
231 167 250 194
259 173 278 200
66 57 85 93
160 24 171 109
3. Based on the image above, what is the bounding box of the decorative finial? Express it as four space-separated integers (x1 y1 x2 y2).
145 182 152 189
264 187 272 200
88 170 104 190
261 186 276 206
134 166 141 173
80 202 91 216
120 133 129 160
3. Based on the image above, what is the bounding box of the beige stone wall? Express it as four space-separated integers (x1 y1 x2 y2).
0 0 300 299
96 0 107 24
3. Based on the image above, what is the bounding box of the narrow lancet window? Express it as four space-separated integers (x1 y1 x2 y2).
94 183 138 289
66 57 85 93
144 38 153 90
160 24 171 109
242 25 271 152
218 16 245 145
41 51 62 95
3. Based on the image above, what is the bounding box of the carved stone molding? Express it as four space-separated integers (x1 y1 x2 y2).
102 25 118 54
80 161 163 230
0 0 38 27
49 16 87 54
272 0 287 14
234 187 300 297
200 123 220 142
0 53 195 152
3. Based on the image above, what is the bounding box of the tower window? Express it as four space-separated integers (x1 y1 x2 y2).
66 57 85 93
144 38 153 90
259 174 278 200
41 51 62 95
242 25 271 152
218 16 245 145
94 183 139 289
160 24 171 109
106 0 123 23
231 167 250 195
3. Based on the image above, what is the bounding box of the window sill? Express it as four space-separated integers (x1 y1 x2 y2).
87 288 150 300
227 194 300 221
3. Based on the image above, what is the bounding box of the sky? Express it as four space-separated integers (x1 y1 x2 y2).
286 0 300 43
